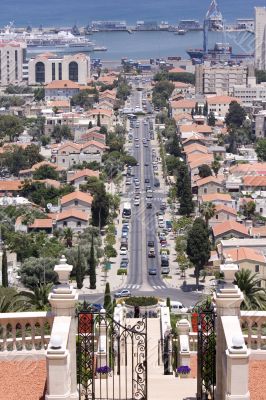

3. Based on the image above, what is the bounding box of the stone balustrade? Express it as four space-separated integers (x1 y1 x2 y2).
0 311 54 356
240 311 266 351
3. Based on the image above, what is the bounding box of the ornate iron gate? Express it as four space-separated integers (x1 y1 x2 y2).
197 304 216 400
77 309 147 400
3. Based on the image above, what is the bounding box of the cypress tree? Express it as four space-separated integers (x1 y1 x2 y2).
89 235 96 289
178 165 194 216
76 247 83 289
97 113 101 127
104 282 112 313
2 247 8 287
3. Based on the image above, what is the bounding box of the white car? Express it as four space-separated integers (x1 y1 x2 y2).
135 144 140 148
120 248 128 256
134 199 140 206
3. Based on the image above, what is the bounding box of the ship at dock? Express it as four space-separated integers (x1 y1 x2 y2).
186 0 253 63
0 23 107 53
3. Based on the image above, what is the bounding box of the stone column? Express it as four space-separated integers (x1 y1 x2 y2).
225 342 250 400
48 255 79 400
213 261 244 400
176 319 191 368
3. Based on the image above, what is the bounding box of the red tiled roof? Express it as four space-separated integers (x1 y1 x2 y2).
242 175 266 187
214 205 237 216
0 180 22 191
196 176 224 187
223 247 265 263
45 80 80 89
169 67 186 73
29 218 53 229
213 221 249 237
171 99 196 109
56 208 90 222
201 193 232 202
68 169 99 181
183 143 208 155
61 191 93 205
230 163 266 175
207 95 241 105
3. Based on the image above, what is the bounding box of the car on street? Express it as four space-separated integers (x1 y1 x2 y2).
120 260 128 269
134 199 140 206
122 230 128 238
148 240 154 247
135 144 140 148
148 247 155 257
145 178 150 183
125 179 131 185
114 289 131 298
120 248 128 256
160 202 167 210
148 267 157 275
154 178 160 187
146 202 152 209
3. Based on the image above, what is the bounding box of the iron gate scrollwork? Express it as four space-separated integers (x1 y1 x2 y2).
78 309 147 400
197 303 216 400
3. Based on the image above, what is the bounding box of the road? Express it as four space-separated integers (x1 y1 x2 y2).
79 88 201 307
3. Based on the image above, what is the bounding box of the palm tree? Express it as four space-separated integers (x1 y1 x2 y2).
64 227 73 248
199 202 216 226
0 295 24 313
211 159 220 177
17 283 53 311
235 269 266 310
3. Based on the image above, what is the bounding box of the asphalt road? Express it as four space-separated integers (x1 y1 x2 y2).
79 90 201 308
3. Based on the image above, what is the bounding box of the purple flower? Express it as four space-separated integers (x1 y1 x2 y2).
96 365 112 374
177 365 191 375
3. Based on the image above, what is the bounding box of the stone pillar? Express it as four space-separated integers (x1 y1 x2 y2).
48 255 79 400
176 319 191 368
213 261 244 400
97 309 109 370
225 342 250 400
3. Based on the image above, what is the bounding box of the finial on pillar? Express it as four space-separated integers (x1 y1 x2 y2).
54 255 73 285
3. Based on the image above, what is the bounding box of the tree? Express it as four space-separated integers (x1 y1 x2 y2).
64 227 73 248
211 159 220 177
17 283 53 311
255 138 266 161
34 87 45 101
88 236 96 289
19 256 58 288
176 163 194 216
187 218 211 288
104 282 112 313
152 80 175 109
165 134 181 157
235 269 266 310
51 125 73 143
0 115 24 142
88 121 93 129
165 155 180 175
2 247 8 287
97 113 101 127
177 252 191 278
242 201 256 219
33 164 59 180
198 164 212 179
207 111 216 127
76 247 84 289
200 202 216 226
0 287 24 312
91 187 110 228
225 101 246 128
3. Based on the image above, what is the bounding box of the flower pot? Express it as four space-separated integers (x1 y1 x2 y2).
179 373 189 379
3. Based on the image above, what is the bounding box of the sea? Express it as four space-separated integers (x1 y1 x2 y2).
2 0 266 60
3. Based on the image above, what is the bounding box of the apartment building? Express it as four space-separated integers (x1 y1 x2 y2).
28 53 90 85
195 64 247 95
233 82 266 105
255 7 266 69
0 41 27 86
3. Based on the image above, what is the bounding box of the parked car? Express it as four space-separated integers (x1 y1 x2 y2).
120 261 128 269
148 240 154 247
114 289 131 298
148 247 155 258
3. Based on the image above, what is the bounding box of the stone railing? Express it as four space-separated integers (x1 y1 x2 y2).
0 312 54 357
240 311 266 352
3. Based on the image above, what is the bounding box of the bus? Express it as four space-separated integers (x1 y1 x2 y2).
122 202 131 219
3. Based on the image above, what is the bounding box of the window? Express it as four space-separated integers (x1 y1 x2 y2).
216 214 219 220
260 208 263 214
52 62 56 81
255 265 260 273
58 63 62 80
74 200 78 206
69 61 78 82
217 188 220 193
77 221 81 227
204 188 207 194
63 221 67 227
35 61 45 83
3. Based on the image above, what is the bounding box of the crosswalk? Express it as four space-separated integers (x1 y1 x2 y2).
124 284 167 290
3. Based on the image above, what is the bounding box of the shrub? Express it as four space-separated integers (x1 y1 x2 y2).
117 269 127 275
125 296 158 307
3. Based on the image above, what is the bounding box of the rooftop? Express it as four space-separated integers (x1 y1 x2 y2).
60 191 93 205
213 220 250 237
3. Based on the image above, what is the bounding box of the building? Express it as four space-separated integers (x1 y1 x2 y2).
0 41 27 86
44 80 80 100
196 176 224 196
67 168 100 188
28 53 90 85
195 64 248 95
254 110 266 138
206 95 241 118
54 209 90 232
60 191 93 213
233 82 266 106
255 7 266 69
212 220 250 242
53 141 107 168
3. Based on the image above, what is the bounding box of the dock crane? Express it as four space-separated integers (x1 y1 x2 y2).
203 0 224 54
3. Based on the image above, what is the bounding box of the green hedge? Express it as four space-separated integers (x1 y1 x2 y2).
125 296 158 306
117 269 127 275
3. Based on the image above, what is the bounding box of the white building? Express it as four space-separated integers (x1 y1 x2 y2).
233 82 266 105
254 109 266 138
0 41 27 86
195 64 248 95
28 53 90 85
255 7 266 69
